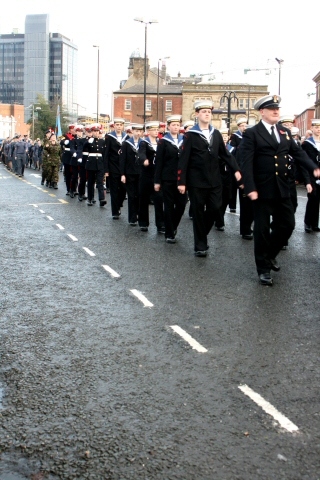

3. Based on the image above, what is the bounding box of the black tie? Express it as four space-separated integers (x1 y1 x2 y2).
270 126 278 143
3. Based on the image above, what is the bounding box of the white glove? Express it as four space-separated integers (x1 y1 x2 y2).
64 140 69 145
72 153 77 157
89 138 94 143
78 159 82 163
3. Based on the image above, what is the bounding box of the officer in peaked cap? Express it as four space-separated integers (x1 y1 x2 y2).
238 94 320 285
177 100 241 256
83 123 107 206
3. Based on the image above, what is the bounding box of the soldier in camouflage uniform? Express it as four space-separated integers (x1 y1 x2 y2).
42 134 60 189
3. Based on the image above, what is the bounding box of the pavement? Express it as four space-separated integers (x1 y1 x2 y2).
0 164 319 479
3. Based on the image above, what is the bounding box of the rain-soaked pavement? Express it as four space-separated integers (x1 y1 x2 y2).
0 164 319 479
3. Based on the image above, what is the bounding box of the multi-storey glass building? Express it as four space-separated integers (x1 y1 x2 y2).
0 14 77 121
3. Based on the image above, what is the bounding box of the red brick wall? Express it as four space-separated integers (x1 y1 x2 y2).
294 108 315 136
113 94 182 123
0 104 30 136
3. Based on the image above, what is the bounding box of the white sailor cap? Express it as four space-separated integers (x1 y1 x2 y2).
166 115 182 124
91 123 102 131
68 123 76 130
254 95 281 110
279 115 295 124
113 117 125 124
194 100 213 111
311 119 320 126
183 120 195 129
125 124 133 132
236 117 248 125
145 121 160 129
220 128 229 135
291 127 299 135
75 124 84 131
131 123 144 130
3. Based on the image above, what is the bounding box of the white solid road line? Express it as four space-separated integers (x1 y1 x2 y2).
83 247 95 257
130 289 153 307
238 384 299 433
67 234 78 242
102 265 120 278
56 224 64 230
170 325 208 353
46 216 54 221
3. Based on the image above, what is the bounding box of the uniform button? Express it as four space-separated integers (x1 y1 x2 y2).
285 173 287 176
276 172 279 175
275 163 278 167
285 164 288 167
284 155 287 158
274 155 277 159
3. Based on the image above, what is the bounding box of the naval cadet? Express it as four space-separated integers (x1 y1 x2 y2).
238 95 320 286
84 124 107 206
60 124 77 196
177 100 241 256
154 115 187 243
120 123 144 225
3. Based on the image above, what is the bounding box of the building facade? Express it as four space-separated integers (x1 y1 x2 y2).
0 104 29 138
293 107 315 137
0 14 78 121
313 71 320 119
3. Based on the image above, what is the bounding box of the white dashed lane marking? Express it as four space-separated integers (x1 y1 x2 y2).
46 216 54 221
67 234 78 242
238 384 299 433
83 247 95 257
102 265 121 278
130 289 153 307
170 325 208 353
39 210 45 213
56 224 64 230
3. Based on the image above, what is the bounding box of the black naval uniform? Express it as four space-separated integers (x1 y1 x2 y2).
239 122 318 275
137 137 165 231
178 124 240 252
229 130 254 237
77 136 88 201
213 143 236 230
105 131 127 218
119 137 141 224
83 137 106 204
60 133 75 194
154 132 187 239
301 137 320 231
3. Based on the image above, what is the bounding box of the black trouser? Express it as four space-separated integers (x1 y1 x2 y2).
162 181 187 238
109 173 126 216
188 185 222 252
239 190 254 235
138 174 164 228
125 174 140 223
70 165 79 193
253 197 295 274
64 164 72 192
229 175 238 210
78 165 87 196
87 169 105 201
214 174 231 228
304 183 320 228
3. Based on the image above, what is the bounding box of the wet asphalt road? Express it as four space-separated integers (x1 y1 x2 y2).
0 164 319 480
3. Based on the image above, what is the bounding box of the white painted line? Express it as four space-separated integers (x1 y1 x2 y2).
56 224 64 230
102 265 120 278
238 384 299 433
46 216 54 221
170 325 208 353
59 199 68 204
130 289 153 307
67 234 78 242
83 247 95 257
49 193 56 197
31 204 38 208
39 210 45 213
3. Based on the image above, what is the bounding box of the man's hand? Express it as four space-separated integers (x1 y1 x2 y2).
154 183 160 192
306 184 313 193
143 160 149 166
248 191 258 200
313 168 320 177
178 185 186 194
105 172 109 177
234 171 241 182
121 175 126 184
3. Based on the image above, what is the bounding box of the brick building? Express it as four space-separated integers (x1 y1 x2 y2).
293 107 315 137
0 104 29 138
313 71 320 118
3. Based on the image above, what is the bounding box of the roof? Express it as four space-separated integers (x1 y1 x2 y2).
114 84 182 95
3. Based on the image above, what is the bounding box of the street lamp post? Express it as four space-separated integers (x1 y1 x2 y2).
134 18 158 126
220 91 238 130
93 45 100 122
157 56 169 120
26 104 41 140
275 58 284 95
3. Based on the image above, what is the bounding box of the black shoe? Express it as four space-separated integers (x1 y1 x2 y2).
195 250 207 257
53 183 58 189
215 226 225 231
242 233 253 240
82 195 88 200
259 273 273 286
87 200 93 206
229 208 236 213
41 181 44 185
66 191 70 196
100 199 107 207
74 192 79 196
112 215 119 219
140 226 148 232
304 224 312 233
166 237 176 244
78 195 83 202
92 199 96 204
270 258 280 272
45 182 49 187
129 221 138 226
281 245 288 250
157 226 166 234
312 226 320 232
70 192 75 198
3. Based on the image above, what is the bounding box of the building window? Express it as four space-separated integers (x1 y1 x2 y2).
125 99 131 110
166 100 172 112
239 99 244 109
146 100 151 111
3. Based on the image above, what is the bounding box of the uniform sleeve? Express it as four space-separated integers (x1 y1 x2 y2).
217 132 240 173
137 140 147 165
104 136 110 173
177 133 192 186
290 138 318 176
154 139 165 184
237 128 257 195
119 143 126 175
